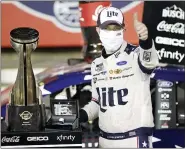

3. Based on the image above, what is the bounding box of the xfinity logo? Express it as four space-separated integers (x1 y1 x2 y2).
157 48 184 63
57 135 75 141
27 136 49 142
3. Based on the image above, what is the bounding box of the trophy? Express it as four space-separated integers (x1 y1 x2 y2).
6 27 46 132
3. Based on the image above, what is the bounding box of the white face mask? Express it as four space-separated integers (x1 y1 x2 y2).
99 29 124 54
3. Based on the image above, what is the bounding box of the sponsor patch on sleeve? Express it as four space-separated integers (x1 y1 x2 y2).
143 51 151 62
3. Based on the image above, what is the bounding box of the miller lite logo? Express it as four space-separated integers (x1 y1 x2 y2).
107 11 118 17
96 87 128 112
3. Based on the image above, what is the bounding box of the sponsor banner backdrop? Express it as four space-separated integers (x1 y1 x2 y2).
155 80 177 129
1 1 143 48
142 1 185 65
1 131 82 146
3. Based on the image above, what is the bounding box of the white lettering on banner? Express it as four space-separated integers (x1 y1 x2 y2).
27 136 49 142
155 36 185 47
1 136 20 143
158 88 172 93
157 20 184 34
158 110 172 114
57 135 75 141
157 48 184 63
162 5 184 20
160 114 171 121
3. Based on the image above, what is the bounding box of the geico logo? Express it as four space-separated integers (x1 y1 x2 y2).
155 36 184 47
27 136 49 141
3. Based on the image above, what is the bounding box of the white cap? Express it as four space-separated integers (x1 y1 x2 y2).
97 7 124 29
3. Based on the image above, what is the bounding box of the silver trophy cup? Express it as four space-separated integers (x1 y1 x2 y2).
7 27 46 132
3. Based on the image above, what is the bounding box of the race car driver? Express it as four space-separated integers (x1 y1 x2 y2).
80 6 159 148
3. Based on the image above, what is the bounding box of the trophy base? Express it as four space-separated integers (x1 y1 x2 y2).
7 104 45 132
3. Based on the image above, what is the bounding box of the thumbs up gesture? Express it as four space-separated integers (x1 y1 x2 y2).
133 13 148 41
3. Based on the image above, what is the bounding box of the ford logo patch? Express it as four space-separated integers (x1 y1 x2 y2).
116 61 127 66
158 81 173 88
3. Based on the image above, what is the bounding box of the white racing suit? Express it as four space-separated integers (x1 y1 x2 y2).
83 40 159 148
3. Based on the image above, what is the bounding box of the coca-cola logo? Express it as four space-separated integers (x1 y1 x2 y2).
1 136 20 143
157 20 184 34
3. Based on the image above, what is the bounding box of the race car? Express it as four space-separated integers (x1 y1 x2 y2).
1 59 184 148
